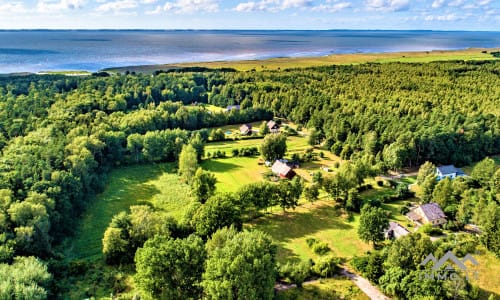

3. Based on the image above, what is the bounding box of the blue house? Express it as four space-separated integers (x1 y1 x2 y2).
436 165 465 180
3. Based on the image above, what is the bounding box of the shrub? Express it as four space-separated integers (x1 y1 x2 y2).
350 256 369 273
232 149 239 156
312 242 331 255
306 238 318 248
421 223 443 236
278 261 311 287
311 256 340 278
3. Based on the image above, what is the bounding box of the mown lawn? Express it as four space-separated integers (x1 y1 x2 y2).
66 163 194 260
276 278 370 300
201 156 266 193
248 200 371 264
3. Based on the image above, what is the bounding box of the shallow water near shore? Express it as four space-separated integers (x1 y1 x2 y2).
0 30 499 73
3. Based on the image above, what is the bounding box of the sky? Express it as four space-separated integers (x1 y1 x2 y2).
0 0 498 30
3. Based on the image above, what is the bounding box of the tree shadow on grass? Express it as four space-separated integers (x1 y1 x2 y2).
201 159 242 173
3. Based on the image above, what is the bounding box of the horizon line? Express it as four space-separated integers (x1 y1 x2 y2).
0 28 499 32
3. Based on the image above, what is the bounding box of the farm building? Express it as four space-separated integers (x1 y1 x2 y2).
436 165 465 180
271 160 296 179
384 222 410 239
406 203 447 227
267 120 280 133
240 124 252 135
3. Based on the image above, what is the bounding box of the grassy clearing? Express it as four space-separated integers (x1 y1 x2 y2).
276 278 370 300
473 247 500 297
66 163 194 260
248 200 371 263
202 156 267 193
107 48 499 73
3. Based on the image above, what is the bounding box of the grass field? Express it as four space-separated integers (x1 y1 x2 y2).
66 163 194 260
106 48 499 73
276 278 370 300
202 156 267 192
248 200 371 263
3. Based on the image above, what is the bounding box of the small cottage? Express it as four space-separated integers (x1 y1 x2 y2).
384 222 410 239
406 203 447 226
271 160 296 179
239 124 252 136
436 165 465 180
267 120 280 133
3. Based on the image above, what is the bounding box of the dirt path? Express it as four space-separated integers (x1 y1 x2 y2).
340 268 391 300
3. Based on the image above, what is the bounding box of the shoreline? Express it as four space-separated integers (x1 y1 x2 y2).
0 47 498 76
103 47 500 74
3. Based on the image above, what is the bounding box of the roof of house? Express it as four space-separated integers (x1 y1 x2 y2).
437 165 464 176
271 160 292 176
420 203 446 221
267 120 279 129
386 222 410 237
240 124 252 133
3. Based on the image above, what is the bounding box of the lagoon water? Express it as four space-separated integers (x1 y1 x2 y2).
0 30 499 73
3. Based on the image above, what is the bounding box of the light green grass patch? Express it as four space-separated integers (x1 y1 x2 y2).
202 156 266 193
67 163 194 260
276 278 370 300
248 201 371 264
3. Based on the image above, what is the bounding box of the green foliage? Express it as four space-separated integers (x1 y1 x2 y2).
178 144 199 183
471 157 497 187
259 121 270 136
304 184 320 203
480 202 500 257
311 256 340 278
417 161 437 185
135 234 206 299
278 260 311 287
260 133 287 162
420 223 443 236
357 205 389 246
191 168 217 203
203 228 276 300
191 194 242 237
0 256 51 300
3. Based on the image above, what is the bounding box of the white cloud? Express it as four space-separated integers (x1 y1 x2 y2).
424 13 461 21
431 0 445 8
163 0 219 13
477 0 491 6
0 2 26 14
365 0 409 12
37 0 86 13
281 0 312 9
95 0 138 13
311 1 351 12
448 0 464 6
145 5 163 13
234 1 265 12
142 0 158 3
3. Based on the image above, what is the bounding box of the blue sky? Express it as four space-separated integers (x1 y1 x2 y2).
0 0 498 30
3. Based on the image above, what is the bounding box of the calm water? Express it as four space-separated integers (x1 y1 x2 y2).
0 30 499 73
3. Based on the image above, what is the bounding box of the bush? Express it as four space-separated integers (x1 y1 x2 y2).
421 223 443 236
306 238 318 248
311 256 340 278
350 256 369 273
278 261 311 287
231 149 239 156
312 242 331 255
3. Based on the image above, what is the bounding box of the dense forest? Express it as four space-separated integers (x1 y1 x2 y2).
0 60 498 298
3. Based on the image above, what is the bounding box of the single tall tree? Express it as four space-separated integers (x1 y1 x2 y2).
191 168 217 203
260 133 287 162
135 234 206 299
358 205 389 247
202 228 277 300
178 144 198 183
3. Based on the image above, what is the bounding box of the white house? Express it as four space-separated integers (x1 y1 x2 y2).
436 165 465 180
